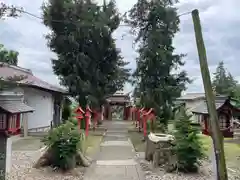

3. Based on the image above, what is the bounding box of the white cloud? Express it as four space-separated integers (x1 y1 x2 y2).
0 0 239 94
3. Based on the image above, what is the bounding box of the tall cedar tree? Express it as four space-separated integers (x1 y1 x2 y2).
212 61 237 96
127 0 190 125
42 0 130 108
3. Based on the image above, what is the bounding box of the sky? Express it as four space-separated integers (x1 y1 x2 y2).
0 0 240 94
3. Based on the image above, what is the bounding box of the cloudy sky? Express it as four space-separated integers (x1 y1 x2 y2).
0 0 239 93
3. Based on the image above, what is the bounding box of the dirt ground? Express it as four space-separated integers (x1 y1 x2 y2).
12 136 44 151
9 131 104 180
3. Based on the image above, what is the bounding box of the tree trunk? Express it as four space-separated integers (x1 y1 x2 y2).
33 148 91 170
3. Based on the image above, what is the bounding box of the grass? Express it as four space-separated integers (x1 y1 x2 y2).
128 122 168 152
129 124 240 166
82 129 105 156
128 131 146 152
199 134 240 168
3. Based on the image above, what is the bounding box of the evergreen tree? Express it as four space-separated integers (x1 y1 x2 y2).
174 107 204 172
127 0 190 126
42 0 130 109
212 61 237 95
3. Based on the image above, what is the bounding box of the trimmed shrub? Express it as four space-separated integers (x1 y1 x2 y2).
40 121 88 171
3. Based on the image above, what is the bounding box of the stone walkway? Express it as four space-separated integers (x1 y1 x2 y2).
84 121 144 180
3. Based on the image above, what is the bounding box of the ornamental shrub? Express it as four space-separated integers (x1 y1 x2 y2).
43 121 84 170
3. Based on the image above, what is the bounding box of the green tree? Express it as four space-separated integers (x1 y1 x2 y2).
174 107 204 172
0 44 19 65
42 0 130 110
127 0 190 126
212 61 237 95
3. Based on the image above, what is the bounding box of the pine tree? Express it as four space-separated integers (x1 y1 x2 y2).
212 61 237 95
174 107 204 172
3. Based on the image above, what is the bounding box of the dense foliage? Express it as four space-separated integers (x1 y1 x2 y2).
127 0 190 126
43 121 84 170
42 0 130 108
173 107 204 172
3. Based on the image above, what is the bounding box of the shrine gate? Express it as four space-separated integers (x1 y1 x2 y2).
104 91 132 120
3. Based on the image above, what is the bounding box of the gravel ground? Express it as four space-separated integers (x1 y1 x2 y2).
7 150 85 180
135 153 240 180
6 148 240 180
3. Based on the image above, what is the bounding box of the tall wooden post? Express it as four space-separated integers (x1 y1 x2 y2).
23 113 28 137
108 105 111 120
0 131 10 180
85 106 91 137
192 9 228 180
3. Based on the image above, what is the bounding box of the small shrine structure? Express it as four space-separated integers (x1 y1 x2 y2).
104 91 132 120
192 95 240 138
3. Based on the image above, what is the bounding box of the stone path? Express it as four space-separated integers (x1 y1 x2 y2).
84 121 144 180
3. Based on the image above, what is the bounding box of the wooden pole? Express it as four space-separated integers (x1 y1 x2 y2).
192 9 228 180
23 114 28 137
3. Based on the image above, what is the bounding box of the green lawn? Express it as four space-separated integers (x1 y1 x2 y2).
199 134 240 167
81 129 105 156
82 134 103 157
129 126 240 168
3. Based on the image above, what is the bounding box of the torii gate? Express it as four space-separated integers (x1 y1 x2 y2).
103 91 131 120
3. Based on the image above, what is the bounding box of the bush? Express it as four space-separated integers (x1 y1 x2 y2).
68 117 78 126
173 107 205 173
42 121 84 170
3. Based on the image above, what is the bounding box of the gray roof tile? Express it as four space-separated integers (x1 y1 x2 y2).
0 63 67 93
191 97 228 114
177 93 205 100
0 100 34 113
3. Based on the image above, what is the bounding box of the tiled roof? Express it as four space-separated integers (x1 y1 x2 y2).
0 100 34 113
0 63 67 93
106 96 130 104
191 96 228 114
191 102 224 114
177 93 205 100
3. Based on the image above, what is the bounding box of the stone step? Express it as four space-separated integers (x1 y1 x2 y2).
98 146 135 160
96 159 137 166
101 140 132 147
103 136 128 141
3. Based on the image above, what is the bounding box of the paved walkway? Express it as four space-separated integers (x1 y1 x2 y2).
84 121 144 180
